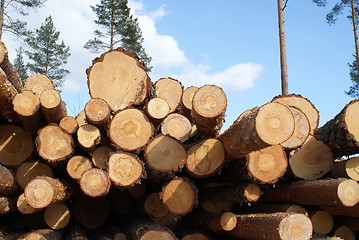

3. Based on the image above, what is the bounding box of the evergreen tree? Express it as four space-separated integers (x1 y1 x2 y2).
347 56 359 97
25 16 70 91
13 46 28 86
0 0 47 40
84 0 152 71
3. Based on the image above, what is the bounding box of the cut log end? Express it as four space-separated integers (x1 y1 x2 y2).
310 210 333 235
80 168 111 197
161 177 197 216
244 183 262 202
181 233 211 240
181 86 199 113
66 156 93 180
140 230 176 240
59 116 78 134
220 212 237 231
278 213 313 240
40 89 62 109
24 178 54 209
109 108 153 151
334 225 356 240
337 179 359 207
345 157 359 181
13 90 41 117
146 97 170 120
186 138 225 178
44 203 71 230
192 85 227 118
155 77 183 113
77 124 101 151
84 98 110 127
344 100 359 143
255 102 294 145
24 74 54 96
161 113 192 142
16 161 53 189
92 145 113 169
143 193 169 218
108 151 144 187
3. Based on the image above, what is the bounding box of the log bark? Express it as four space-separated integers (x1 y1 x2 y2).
161 113 192 142
330 157 359 181
91 145 113 169
77 124 101 152
288 136 333 180
310 210 333 235
19 229 62 240
146 97 170 122
24 176 74 209
0 196 16 214
66 156 93 180
127 217 177 240
226 212 313 240
0 69 19 122
234 202 308 215
12 90 46 134
15 161 53 189
86 48 151 111
79 168 111 197
23 74 54 97
272 94 319 134
0 124 33 167
84 98 110 128
314 99 359 158
108 108 154 151
39 89 67 124
160 177 198 216
144 134 186 181
318 204 359 217
219 102 294 159
107 151 144 188
181 86 198 120
260 178 359 207
59 116 78 135
44 203 71 230
185 138 225 178
36 125 74 164
183 211 237 232
0 41 21 92
155 77 183 113
0 164 18 195
192 85 227 138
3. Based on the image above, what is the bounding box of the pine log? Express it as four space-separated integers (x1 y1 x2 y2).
146 97 170 121
226 212 313 240
314 99 359 157
138 192 169 218
219 102 294 159
0 69 19 122
127 217 177 240
107 151 144 188
310 210 333 235
44 203 71 230
181 86 199 120
22 211 47 231
108 108 153 151
0 164 18 195
19 229 62 240
23 74 54 96
144 134 186 181
86 48 150 111
184 211 237 232
77 124 101 152
281 106 310 149
200 200 233 214
0 125 33 167
79 168 111 197
318 204 359 217
288 136 333 180
66 156 93 180
92 145 112 169
39 89 67 123
0 196 16 214
260 178 359 207
16 161 53 189
16 193 40 215
334 225 355 240
65 224 89 240
75 110 87 127
0 41 21 92
84 98 110 128
186 138 225 178
24 176 74 209
72 194 110 230
59 116 78 135
160 177 197 216
161 113 192 142
199 183 261 204
153 212 182 231
155 77 183 113
330 157 359 181
12 90 46 134
36 125 74 164
192 85 227 138
272 94 319 134
234 202 308 215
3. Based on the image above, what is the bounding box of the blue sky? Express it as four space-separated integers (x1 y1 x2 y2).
3 0 357 131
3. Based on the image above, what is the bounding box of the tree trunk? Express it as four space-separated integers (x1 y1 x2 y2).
226 212 312 240
40 88 67 124
351 0 359 73
185 138 225 178
277 0 288 96
192 85 227 138
161 113 192 142
44 203 71 230
86 48 151 111
155 77 183 113
84 98 110 128
260 178 359 207
0 41 22 92
15 161 53 189
160 177 198 216
66 156 93 180
0 69 19 122
218 102 294 159
314 99 359 158
79 168 111 197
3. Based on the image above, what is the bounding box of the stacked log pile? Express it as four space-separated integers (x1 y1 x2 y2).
0 41 359 240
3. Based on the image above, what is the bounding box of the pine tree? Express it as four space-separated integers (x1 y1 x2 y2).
25 16 70 91
0 0 47 40
347 56 359 97
84 0 152 71
13 46 28 87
